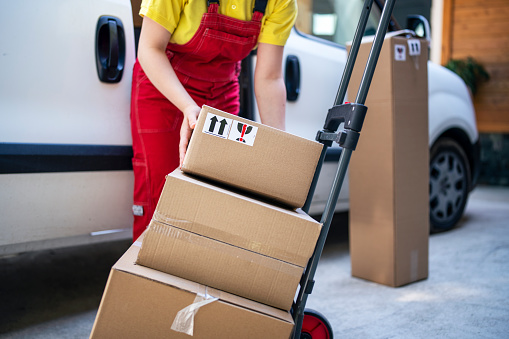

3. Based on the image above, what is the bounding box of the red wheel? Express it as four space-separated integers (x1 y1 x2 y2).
300 309 333 339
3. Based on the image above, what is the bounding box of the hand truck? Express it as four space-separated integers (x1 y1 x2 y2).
291 0 397 337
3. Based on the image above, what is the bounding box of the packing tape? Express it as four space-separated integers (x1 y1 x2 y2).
147 221 302 276
171 289 218 336
153 211 192 225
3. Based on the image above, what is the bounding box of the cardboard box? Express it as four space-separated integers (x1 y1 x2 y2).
181 105 323 208
347 32 429 287
91 241 294 339
137 170 321 309
138 220 302 310
150 169 322 268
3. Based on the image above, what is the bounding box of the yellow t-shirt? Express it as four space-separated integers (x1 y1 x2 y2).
139 0 297 46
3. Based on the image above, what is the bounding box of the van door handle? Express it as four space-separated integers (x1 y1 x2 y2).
95 16 125 83
285 55 300 102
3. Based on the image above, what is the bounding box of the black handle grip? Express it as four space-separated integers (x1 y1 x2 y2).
96 16 125 83
107 20 119 71
285 55 300 102
323 103 367 132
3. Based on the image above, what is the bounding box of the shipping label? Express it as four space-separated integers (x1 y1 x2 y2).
202 113 257 146
394 44 406 61
407 39 421 56
202 113 233 138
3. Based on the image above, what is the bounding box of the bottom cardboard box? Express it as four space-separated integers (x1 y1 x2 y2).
91 240 294 339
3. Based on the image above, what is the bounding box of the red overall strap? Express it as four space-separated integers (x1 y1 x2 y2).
207 0 219 13
252 0 268 21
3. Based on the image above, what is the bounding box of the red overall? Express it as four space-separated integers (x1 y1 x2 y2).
130 0 267 241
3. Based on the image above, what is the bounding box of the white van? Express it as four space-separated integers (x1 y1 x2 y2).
0 0 479 255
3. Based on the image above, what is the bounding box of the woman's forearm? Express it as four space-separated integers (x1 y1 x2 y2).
254 43 286 130
137 17 198 114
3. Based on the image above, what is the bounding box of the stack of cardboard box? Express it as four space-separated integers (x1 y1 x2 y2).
91 106 323 338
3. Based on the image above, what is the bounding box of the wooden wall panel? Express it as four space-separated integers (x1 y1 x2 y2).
441 0 453 65
443 0 509 133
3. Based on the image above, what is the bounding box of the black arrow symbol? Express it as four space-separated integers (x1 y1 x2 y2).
218 119 228 135
209 116 218 133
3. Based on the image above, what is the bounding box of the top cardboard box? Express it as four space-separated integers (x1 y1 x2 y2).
181 105 323 208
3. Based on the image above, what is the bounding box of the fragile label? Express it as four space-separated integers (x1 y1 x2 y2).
228 121 257 146
202 113 257 146
394 44 406 61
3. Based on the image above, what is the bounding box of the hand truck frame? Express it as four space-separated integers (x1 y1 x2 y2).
291 0 397 337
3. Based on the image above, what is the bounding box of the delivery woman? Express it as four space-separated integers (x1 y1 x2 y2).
130 0 297 240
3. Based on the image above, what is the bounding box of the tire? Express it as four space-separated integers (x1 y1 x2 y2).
300 309 333 339
429 138 470 232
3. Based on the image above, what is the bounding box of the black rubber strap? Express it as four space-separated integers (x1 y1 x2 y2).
253 0 268 14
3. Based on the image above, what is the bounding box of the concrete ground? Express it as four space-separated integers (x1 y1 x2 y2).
0 185 508 338
306 185 509 338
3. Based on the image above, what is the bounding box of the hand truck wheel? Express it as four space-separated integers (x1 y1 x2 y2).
300 309 333 339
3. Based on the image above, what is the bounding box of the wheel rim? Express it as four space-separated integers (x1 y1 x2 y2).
301 313 331 339
429 149 467 228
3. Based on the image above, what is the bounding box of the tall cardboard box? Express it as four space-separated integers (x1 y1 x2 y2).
137 170 322 310
91 241 294 339
181 105 323 208
348 32 429 287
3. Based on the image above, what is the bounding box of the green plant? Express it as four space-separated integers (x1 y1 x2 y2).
445 57 490 96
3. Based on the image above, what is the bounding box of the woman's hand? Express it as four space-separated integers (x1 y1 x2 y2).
179 105 201 167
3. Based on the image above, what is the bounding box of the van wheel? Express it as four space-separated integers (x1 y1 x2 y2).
429 138 470 232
